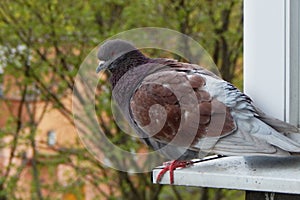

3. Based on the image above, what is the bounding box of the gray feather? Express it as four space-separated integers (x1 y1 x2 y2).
255 107 299 133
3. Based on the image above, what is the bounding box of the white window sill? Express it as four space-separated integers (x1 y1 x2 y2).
152 155 300 194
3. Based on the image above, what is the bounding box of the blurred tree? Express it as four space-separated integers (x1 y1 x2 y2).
122 0 243 83
0 0 244 200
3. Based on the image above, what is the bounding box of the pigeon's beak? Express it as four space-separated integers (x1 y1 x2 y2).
96 60 106 73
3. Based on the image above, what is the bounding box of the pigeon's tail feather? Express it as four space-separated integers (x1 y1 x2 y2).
255 107 299 133
251 118 300 153
210 117 300 156
254 108 300 153
206 127 290 156
257 131 300 153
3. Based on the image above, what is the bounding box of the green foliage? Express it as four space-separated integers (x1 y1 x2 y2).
0 0 244 199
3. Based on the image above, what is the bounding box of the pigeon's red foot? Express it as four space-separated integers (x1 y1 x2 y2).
156 160 193 184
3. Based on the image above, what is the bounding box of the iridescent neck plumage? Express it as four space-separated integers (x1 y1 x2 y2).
109 50 150 88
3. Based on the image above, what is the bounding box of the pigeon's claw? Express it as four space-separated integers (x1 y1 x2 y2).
156 160 193 184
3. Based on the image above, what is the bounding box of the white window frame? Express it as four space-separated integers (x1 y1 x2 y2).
244 0 300 128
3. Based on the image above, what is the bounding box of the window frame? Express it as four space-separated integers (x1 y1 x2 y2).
244 0 300 128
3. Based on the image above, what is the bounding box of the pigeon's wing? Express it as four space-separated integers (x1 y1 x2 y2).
129 65 236 156
195 74 300 156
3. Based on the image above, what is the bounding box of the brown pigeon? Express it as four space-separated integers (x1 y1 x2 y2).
96 39 300 184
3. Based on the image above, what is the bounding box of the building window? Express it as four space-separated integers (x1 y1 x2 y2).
47 130 56 146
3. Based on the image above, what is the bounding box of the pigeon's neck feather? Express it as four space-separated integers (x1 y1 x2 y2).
109 51 151 88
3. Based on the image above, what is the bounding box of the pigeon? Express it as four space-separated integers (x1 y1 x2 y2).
96 39 300 184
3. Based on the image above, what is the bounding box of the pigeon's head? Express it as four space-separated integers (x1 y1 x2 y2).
96 39 137 73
